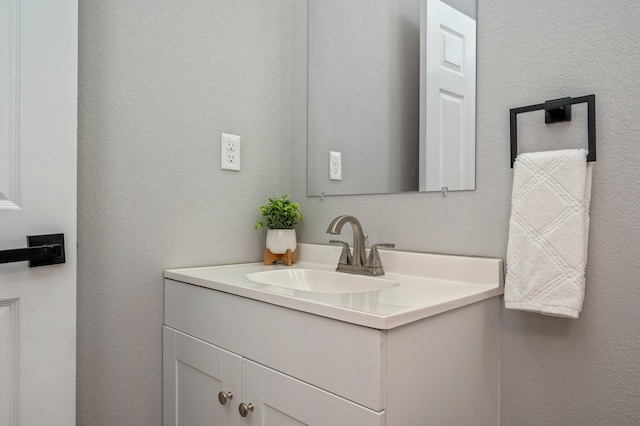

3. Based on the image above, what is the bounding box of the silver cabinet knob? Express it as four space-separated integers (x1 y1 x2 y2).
218 391 233 405
238 402 254 417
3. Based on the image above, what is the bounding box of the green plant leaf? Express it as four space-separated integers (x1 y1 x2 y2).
255 194 303 230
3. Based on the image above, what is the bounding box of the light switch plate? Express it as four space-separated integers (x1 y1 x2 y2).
221 133 240 171
329 151 342 180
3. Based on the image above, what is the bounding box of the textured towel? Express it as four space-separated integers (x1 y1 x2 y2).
505 149 592 318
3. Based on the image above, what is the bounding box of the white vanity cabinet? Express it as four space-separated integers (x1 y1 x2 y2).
163 275 500 426
164 327 383 426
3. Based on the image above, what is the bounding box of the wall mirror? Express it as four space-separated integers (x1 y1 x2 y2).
306 0 477 196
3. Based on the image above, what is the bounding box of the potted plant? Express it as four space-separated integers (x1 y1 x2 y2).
255 194 302 262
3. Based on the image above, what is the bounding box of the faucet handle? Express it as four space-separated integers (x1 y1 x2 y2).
329 240 353 265
367 243 395 270
372 243 395 248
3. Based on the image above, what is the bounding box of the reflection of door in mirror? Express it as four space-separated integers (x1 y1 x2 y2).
306 0 477 196
420 0 476 192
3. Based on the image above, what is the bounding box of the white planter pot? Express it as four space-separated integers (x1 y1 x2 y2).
266 229 297 254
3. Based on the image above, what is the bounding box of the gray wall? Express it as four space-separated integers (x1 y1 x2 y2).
293 0 640 424
307 0 420 196
78 0 292 424
78 0 640 425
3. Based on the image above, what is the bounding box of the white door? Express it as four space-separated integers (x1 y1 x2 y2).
419 0 476 192
0 0 77 424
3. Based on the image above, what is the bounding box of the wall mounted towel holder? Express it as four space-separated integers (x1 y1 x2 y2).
510 94 596 167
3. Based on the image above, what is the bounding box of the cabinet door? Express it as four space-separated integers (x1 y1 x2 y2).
164 327 242 426
240 359 385 426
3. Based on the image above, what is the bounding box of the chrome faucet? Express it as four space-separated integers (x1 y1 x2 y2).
326 215 395 276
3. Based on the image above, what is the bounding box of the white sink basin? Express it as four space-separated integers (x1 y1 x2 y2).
245 269 398 294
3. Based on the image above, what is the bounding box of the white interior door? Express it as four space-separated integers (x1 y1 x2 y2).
419 0 476 192
0 0 77 424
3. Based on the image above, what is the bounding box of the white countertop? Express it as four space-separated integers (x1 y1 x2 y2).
164 243 504 329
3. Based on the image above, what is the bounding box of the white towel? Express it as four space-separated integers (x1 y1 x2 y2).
505 149 592 318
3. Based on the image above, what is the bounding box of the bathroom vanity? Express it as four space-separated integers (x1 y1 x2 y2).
163 244 503 425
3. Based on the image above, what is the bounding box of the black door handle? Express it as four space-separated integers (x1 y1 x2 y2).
0 234 66 267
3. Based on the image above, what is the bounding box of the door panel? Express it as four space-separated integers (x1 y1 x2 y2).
242 359 385 426
263 406 306 426
0 300 17 425
0 0 19 209
0 0 77 424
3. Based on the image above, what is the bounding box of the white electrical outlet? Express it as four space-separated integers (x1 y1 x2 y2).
221 133 240 171
329 151 342 180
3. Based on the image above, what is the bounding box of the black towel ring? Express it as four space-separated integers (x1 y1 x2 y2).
509 94 596 167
